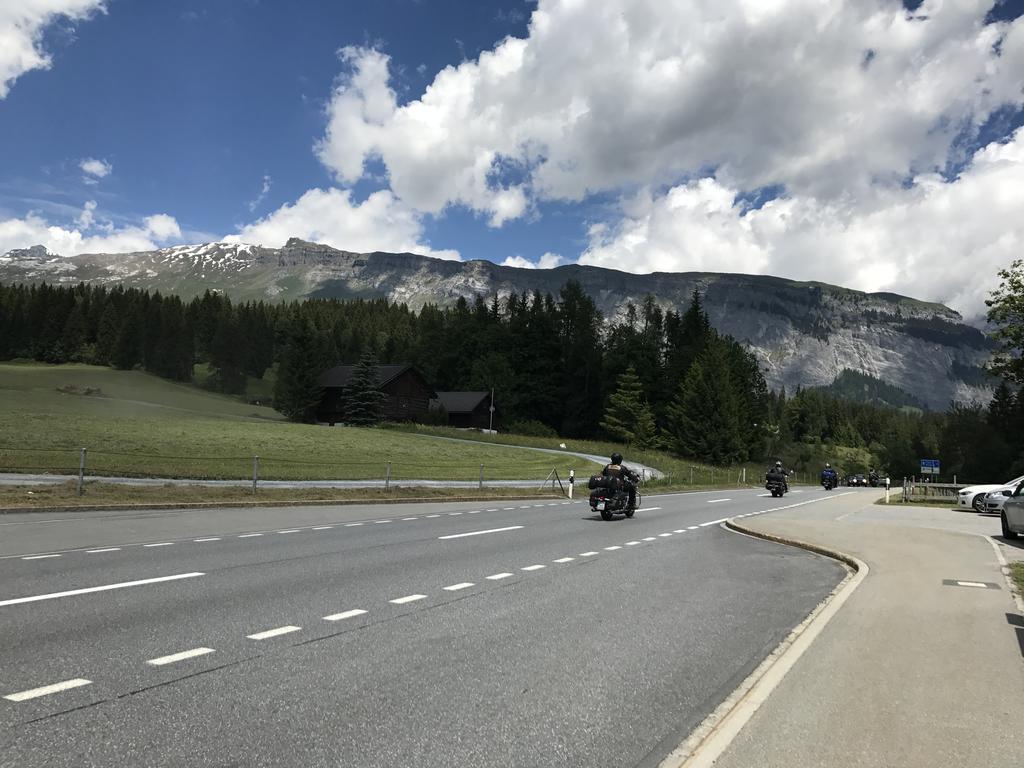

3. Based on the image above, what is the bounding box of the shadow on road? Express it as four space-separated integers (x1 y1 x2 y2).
1006 614 1024 659
995 535 1024 551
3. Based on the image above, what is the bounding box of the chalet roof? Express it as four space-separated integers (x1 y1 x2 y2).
320 364 414 388
434 391 492 413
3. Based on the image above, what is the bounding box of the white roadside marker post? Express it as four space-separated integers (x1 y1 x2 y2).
568 468 574 499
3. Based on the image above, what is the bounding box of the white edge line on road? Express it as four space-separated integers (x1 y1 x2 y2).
146 647 215 666
443 583 475 591
4 678 92 702
247 626 302 640
438 525 524 540
87 547 121 553
986 535 1024 613
0 572 205 607
22 554 61 560
665 521 867 768
323 609 367 621
389 594 427 604
486 573 513 580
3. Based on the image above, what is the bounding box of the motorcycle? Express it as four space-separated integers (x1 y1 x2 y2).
588 474 640 521
765 470 788 498
821 472 838 491
868 472 879 488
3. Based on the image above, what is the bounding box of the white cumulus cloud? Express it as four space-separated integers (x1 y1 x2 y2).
227 187 460 260
501 252 563 269
0 201 183 256
79 157 112 179
316 0 1024 220
580 128 1024 321
0 1 105 99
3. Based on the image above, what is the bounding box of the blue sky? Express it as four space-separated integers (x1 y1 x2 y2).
1 1 1023 319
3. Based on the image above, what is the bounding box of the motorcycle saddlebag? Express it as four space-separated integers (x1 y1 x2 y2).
589 474 622 490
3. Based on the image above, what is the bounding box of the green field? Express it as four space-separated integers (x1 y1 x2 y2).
0 364 602 481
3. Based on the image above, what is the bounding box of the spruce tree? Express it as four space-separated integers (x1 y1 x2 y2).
342 351 388 426
600 365 658 448
274 318 330 423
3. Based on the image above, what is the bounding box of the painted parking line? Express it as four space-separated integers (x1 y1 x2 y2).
146 647 215 666
0 572 204 607
247 626 302 640
438 525 524 540
4 678 91 702
443 583 475 591
390 594 427 604
323 609 368 622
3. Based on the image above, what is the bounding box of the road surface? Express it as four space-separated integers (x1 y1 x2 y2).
0 488 859 767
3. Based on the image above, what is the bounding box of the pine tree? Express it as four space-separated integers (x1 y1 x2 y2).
600 365 658 448
274 318 330 423
665 341 745 464
342 351 388 426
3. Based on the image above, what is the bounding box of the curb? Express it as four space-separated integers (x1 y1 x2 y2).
658 517 869 768
0 494 567 515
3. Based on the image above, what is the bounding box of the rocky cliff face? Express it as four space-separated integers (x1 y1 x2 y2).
0 238 993 408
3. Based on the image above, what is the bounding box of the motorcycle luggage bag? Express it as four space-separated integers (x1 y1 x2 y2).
588 474 621 490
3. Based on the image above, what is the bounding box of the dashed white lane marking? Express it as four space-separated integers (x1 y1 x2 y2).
553 557 575 563
956 580 988 588
22 554 60 560
146 647 215 666
699 518 728 527
486 572 514 580
503 507 515 510
687 526 700 530
533 505 546 508
625 541 641 546
312 526 333 530
438 525 524 540
643 537 657 542
519 505 531 509
248 625 302 640
521 564 546 571
0 572 204 607
448 512 463 516
346 522 365 527
374 520 391 524
194 538 221 542
143 542 173 548
486 509 499 512
658 533 673 537
4 678 91 702
708 499 731 504
87 547 121 553
277 529 300 534
580 551 599 557
402 517 418 521
238 533 262 538
426 515 441 518
635 507 662 512
604 545 622 551
323 609 368 621
467 510 481 514
443 583 475 591
673 530 686 534
390 594 427 604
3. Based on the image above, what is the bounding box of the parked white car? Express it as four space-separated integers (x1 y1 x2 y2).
958 474 1024 511
999 483 1024 539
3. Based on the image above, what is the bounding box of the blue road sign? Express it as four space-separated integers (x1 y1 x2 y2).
920 459 940 474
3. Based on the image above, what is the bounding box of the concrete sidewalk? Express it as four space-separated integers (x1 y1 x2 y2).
710 497 1024 768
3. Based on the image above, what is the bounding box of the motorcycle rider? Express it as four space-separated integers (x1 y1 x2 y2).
821 462 839 488
602 452 639 510
766 459 789 492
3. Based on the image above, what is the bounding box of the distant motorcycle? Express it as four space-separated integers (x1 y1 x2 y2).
588 473 640 521
766 470 788 498
821 471 838 491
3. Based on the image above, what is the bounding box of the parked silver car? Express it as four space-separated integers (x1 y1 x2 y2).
999 482 1024 539
983 485 1016 513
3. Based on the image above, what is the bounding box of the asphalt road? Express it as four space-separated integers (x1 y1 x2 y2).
0 487 860 767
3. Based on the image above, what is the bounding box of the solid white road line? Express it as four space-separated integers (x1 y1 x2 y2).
443 583 475 591
4 678 91 702
553 557 575 563
390 594 427 604
194 538 221 542
486 573 513 580
323 609 368 621
580 551 599 556
521 564 546 571
247 625 302 640
437 525 524 540
0 572 204 607
277 529 300 534
22 554 61 560
87 547 121 553
238 533 263 538
146 647 215 666
708 499 731 504
312 526 334 530
143 542 173 548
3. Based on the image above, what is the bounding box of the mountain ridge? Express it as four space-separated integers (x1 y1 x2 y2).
0 238 993 409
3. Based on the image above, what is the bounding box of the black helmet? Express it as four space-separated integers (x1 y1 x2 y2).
610 452 623 465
